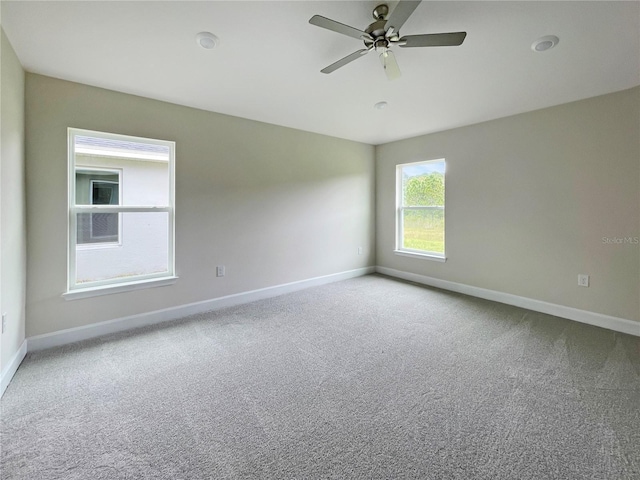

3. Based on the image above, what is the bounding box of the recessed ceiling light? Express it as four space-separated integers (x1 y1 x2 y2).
196 32 219 50
531 35 559 52
374 101 388 110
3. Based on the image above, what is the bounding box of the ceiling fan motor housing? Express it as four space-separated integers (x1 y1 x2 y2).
365 20 388 39
366 5 400 51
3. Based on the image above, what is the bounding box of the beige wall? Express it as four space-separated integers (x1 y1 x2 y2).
19 72 640 339
25 73 375 337
377 87 640 323
1 28 27 370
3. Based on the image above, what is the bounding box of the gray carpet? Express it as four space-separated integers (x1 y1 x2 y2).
1 274 639 479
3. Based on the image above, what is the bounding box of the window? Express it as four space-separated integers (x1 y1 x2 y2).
396 159 445 260
76 169 121 244
67 128 176 296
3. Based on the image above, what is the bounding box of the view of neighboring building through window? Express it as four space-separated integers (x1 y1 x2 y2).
68 129 175 291
396 159 445 258
76 170 120 244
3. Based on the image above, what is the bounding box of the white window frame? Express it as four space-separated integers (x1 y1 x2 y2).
395 159 446 262
65 128 177 298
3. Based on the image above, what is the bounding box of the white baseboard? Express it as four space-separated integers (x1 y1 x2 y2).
15 264 637 394
1 340 27 397
27 266 376 352
376 266 640 337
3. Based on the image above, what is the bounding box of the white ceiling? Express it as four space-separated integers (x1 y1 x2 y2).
2 1 639 145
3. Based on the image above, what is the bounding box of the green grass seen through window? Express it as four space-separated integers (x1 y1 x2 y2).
402 211 444 254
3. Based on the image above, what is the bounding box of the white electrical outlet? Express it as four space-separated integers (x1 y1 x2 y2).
578 274 589 287
357 247 363 255
1 313 7 334
216 266 225 277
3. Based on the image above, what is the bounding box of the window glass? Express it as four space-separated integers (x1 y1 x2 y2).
68 129 175 291
397 159 445 257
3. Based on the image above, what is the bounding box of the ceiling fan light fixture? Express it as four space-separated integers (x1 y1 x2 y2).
196 32 219 50
379 49 401 80
531 35 559 52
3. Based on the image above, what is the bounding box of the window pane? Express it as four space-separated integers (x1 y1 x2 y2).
75 212 169 284
401 162 445 207
402 208 444 254
69 129 175 291
75 147 169 208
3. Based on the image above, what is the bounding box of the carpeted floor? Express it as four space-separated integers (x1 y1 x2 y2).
1 274 639 479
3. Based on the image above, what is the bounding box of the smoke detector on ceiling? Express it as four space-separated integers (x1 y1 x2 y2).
531 35 559 52
196 32 219 49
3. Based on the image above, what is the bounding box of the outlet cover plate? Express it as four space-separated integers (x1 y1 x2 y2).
578 274 589 287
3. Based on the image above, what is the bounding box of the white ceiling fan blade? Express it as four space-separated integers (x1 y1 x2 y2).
399 32 467 48
309 15 372 41
379 49 401 80
384 0 422 32
321 48 371 74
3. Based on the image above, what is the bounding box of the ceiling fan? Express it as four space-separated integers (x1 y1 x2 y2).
309 0 466 80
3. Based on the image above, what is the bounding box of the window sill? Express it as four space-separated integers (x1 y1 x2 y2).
63 276 178 301
394 250 447 262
